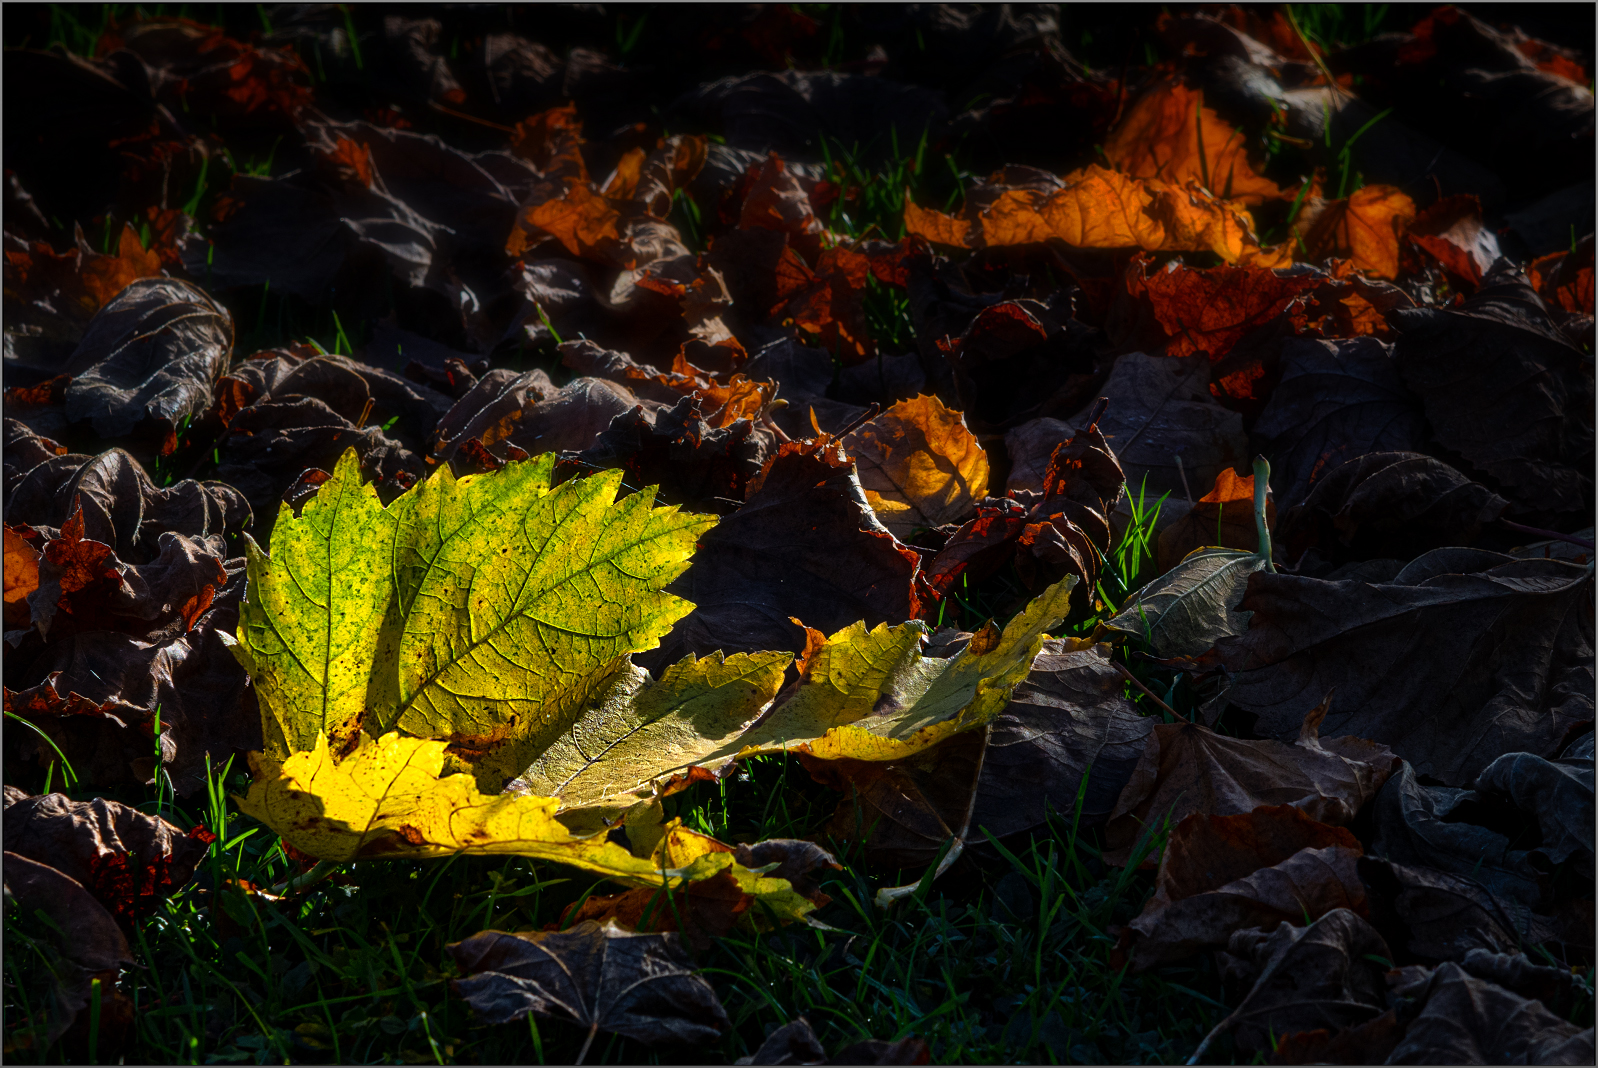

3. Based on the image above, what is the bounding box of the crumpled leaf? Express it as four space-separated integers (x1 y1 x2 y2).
1251 337 1429 512
1106 456 1274 657
648 437 923 666
1404 194 1502 286
1103 707 1398 867
234 447 713 790
1385 961 1593 1065
3 448 250 565
63 278 233 449
430 367 638 469
1357 856 1568 965
1474 744 1594 877
561 340 776 430
1199 548 1594 785
2 851 135 1053
447 920 729 1046
1370 761 1544 908
3 790 212 924
1294 186 1417 280
1126 805 1367 969
1390 265 1594 520
4 524 42 628
1102 80 1286 206
926 407 1124 614
1279 452 1510 568
1201 909 1392 1059
840 394 989 540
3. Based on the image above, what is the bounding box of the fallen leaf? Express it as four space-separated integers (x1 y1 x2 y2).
1527 233 1595 316
1385 961 1592 1064
649 437 923 666
1115 255 1324 359
1199 549 1594 785
1474 745 1594 878
233 448 713 789
1103 711 1398 867
1404 194 1501 286
1127 805 1366 968
1 852 135 1053
1358 856 1567 964
448 920 729 1049
1277 452 1509 568
1295 186 1417 280
1251 337 1429 512
63 278 233 448
1102 80 1286 206
4 525 42 627
1201 909 1392 1058
3 791 212 924
841 395 989 540
1390 265 1594 520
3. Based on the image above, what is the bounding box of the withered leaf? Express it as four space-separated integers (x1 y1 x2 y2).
63 279 233 447
1114 257 1322 360
649 438 924 665
1358 856 1568 965
1103 716 1397 867
841 394 989 540
447 920 729 1045
1156 465 1275 574
1389 265 1594 521
1386 962 1593 1065
2 852 135 1053
1082 352 1247 505
3 791 211 924
1201 550 1594 785
1278 452 1509 569
1128 805 1366 969
1251 337 1429 512
1294 186 1417 280
1370 762 1543 908
939 299 1110 435
1474 745 1594 877
1205 909 1391 1058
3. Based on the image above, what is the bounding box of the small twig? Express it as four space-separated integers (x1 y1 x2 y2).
835 401 881 440
1175 453 1194 507
427 99 515 132
1497 519 1594 551
1112 661 1189 723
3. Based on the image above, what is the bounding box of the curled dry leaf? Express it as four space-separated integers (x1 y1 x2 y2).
1200 548 1594 785
1357 855 1568 965
2 852 136 1054
1474 746 1594 877
448 920 729 1049
840 394 989 541
1127 804 1367 969
1293 186 1417 280
63 278 233 449
1385 961 1593 1065
1103 707 1398 868
3 790 212 924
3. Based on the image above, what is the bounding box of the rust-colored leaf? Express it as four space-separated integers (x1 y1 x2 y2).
1103 80 1286 205
1296 186 1417 280
903 199 972 247
4 526 42 629
1157 466 1277 572
1121 255 1324 359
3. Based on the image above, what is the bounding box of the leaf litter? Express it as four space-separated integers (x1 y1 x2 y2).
1 4 1592 1064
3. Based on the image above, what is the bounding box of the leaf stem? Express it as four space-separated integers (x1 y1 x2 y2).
1252 456 1274 572
1111 661 1188 723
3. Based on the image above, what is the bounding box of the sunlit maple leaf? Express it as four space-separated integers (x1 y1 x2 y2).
511 183 628 264
1295 186 1417 280
903 198 972 247
1103 80 1287 205
3 526 42 629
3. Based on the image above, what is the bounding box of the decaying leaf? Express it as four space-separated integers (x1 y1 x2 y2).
1200 548 1594 785
448 920 729 1051
1103 704 1398 867
1294 186 1417 280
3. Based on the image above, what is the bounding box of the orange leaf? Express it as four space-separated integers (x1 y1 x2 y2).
1157 467 1276 572
1103 81 1286 205
1296 186 1416 280
1527 236 1594 317
978 188 1056 247
903 199 972 247
509 103 589 183
323 137 374 188
3 526 41 629
1038 166 1165 250
1145 177 1261 262
602 146 647 199
515 183 627 264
